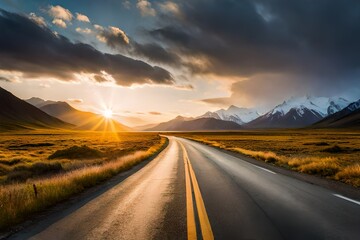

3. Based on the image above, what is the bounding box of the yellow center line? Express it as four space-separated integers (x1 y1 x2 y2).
180 141 214 240
182 142 197 240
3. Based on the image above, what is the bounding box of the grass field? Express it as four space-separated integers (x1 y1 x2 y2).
0 131 167 230
0 131 162 184
172 130 360 187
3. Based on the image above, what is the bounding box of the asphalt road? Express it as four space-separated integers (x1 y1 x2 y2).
7 137 360 240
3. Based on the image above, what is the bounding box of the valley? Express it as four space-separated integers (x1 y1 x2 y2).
172 130 360 187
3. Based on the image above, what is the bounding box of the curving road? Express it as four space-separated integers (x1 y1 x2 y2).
7 137 360 240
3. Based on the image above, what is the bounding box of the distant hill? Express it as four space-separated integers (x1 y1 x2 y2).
246 96 349 128
25 97 57 108
39 102 131 131
133 123 159 131
146 116 242 131
0 87 72 130
312 99 360 128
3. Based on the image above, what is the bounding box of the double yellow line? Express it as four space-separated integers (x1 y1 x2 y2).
180 141 214 240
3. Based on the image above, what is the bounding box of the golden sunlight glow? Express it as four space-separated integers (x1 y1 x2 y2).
103 109 113 119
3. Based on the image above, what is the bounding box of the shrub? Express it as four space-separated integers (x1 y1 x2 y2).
322 145 343 153
6 162 63 183
336 164 360 187
6 170 32 182
0 164 11 175
297 161 340 177
48 145 103 160
0 159 22 166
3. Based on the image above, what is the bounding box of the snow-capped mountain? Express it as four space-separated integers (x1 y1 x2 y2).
146 115 242 131
198 105 259 125
198 111 222 120
246 96 350 128
346 99 360 112
312 98 360 128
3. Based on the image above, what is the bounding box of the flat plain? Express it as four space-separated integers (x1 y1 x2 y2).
172 129 360 187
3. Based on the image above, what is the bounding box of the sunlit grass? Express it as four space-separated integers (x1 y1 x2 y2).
0 131 161 184
336 164 360 186
0 134 167 230
173 130 360 187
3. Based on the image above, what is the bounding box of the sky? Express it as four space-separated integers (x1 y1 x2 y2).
0 0 360 126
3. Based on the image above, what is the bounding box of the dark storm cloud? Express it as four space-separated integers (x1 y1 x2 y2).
0 9 174 86
148 0 360 78
146 0 360 106
131 42 181 66
94 24 181 66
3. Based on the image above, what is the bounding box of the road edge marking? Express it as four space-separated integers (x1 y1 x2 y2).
333 194 360 206
181 142 197 240
252 165 276 174
180 141 214 240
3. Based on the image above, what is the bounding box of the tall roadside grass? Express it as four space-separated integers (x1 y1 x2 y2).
0 137 168 231
336 165 360 187
185 137 359 187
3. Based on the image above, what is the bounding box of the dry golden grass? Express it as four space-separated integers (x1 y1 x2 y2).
172 130 360 187
0 131 167 230
336 164 360 186
0 131 162 184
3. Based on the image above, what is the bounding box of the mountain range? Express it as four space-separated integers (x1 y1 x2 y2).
26 97 57 108
197 105 259 125
245 96 350 128
312 99 360 128
146 96 359 130
1 86 359 131
147 115 242 131
26 99 131 132
0 87 72 130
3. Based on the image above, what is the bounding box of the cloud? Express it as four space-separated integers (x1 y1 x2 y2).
28 13 46 27
0 9 174 87
0 76 11 82
123 1 131 9
48 5 72 28
200 75 302 109
76 13 90 22
130 42 181 65
94 24 181 66
95 25 130 46
76 27 92 34
52 18 67 28
200 73 360 111
145 0 360 105
67 98 83 103
149 111 162 115
39 83 50 88
158 1 181 16
93 74 111 83
48 5 73 21
137 0 156 17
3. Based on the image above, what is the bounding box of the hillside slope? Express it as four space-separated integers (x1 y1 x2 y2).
312 99 360 128
0 87 72 130
40 102 131 131
147 116 242 131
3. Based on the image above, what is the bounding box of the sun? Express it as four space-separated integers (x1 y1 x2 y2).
103 109 113 119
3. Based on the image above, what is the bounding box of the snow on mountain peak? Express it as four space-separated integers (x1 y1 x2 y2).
197 105 259 124
270 96 349 117
215 105 259 124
